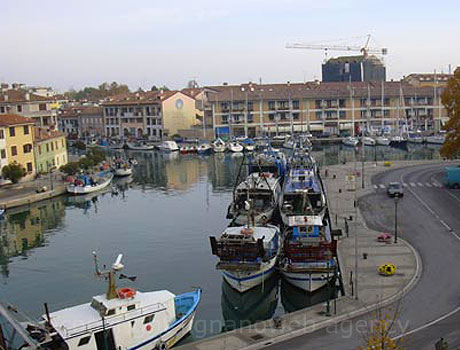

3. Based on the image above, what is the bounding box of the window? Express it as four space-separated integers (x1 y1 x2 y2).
247 114 253 123
23 144 32 153
0 149 5 159
144 315 155 324
9 127 15 137
55 141 58 149
26 162 33 172
62 139 64 147
292 113 299 120
17 105 22 112
127 305 136 311
39 103 47 111
106 309 116 316
23 125 29 135
0 106 4 113
11 146 17 156
38 145 42 155
78 336 91 346
51 142 54 151
0 130 4 139
46 143 49 152
268 101 275 110
292 100 300 109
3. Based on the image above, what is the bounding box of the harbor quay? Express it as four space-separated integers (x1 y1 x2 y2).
175 160 439 350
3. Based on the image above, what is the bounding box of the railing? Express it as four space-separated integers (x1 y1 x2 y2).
62 301 167 338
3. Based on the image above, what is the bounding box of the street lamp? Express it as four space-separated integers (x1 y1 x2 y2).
394 195 400 243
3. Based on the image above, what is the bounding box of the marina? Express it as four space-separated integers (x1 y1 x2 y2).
0 142 442 346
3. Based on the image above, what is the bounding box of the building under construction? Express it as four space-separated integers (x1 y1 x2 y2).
322 55 386 82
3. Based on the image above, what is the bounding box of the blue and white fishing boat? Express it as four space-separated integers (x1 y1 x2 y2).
67 172 114 195
197 143 212 155
210 224 281 293
249 148 288 184
8 253 201 350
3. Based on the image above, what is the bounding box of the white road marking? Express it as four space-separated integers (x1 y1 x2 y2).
373 184 378 189
410 182 416 187
432 181 441 187
417 182 424 187
379 184 386 189
425 183 432 187
402 183 408 188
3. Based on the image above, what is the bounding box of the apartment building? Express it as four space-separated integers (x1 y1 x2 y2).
0 114 36 178
33 129 68 174
402 73 453 88
58 106 104 138
207 81 447 138
0 88 62 128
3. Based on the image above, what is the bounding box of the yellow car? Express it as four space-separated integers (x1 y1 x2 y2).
379 263 396 276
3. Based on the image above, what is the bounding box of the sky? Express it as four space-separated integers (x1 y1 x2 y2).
2 0 460 92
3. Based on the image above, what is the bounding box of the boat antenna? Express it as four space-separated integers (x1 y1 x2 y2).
93 251 124 300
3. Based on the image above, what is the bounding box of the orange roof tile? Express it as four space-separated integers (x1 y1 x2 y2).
0 114 35 127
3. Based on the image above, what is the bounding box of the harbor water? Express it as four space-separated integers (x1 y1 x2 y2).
0 143 441 342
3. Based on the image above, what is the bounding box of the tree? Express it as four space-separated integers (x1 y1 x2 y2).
359 304 404 350
2 162 26 184
440 67 460 159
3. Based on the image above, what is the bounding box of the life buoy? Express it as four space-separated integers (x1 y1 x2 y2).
118 287 136 299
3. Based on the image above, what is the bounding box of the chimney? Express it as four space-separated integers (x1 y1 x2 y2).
4 94 8 102
25 93 30 101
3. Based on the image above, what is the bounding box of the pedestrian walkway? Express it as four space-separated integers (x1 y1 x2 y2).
372 181 443 190
176 160 427 350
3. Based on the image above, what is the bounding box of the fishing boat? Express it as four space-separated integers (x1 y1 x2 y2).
210 224 281 293
197 143 212 155
282 137 296 150
363 137 376 146
271 135 287 147
407 132 424 144
67 172 114 195
249 148 288 183
8 253 201 350
158 141 179 152
279 222 337 292
227 141 244 153
389 135 408 148
375 136 391 146
342 136 359 147
227 172 281 225
112 162 133 177
126 141 155 151
279 168 326 227
212 138 226 153
0 206 5 217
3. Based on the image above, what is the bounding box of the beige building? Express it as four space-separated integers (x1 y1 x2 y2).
207 81 448 138
161 91 200 136
0 87 64 129
402 73 453 88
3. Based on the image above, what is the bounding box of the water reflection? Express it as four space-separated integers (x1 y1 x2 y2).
221 274 279 331
280 278 337 313
0 198 66 277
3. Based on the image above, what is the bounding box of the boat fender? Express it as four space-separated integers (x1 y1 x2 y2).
261 215 268 222
157 341 167 350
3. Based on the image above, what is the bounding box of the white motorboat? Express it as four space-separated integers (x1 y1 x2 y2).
363 137 376 146
210 225 281 293
342 136 359 147
67 172 114 195
126 141 155 151
282 139 296 150
13 253 201 350
197 143 212 155
212 138 226 153
375 136 391 146
426 134 446 145
158 140 179 152
113 163 133 177
407 133 424 144
227 173 281 225
227 141 244 153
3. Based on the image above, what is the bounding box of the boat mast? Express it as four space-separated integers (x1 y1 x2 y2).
93 252 122 300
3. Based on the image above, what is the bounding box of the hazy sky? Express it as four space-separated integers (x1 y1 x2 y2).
2 0 459 92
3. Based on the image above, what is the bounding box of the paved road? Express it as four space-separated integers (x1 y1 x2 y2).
264 163 460 350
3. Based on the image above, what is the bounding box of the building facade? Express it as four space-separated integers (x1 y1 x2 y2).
402 73 453 88
322 55 386 82
0 88 62 129
58 106 104 138
0 114 36 179
161 91 201 136
33 129 68 174
208 81 447 139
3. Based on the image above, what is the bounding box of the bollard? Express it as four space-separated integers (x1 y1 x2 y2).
333 174 337 179
339 188 342 193
273 317 282 329
363 253 368 260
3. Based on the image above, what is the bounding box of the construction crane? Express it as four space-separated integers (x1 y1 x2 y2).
286 34 388 58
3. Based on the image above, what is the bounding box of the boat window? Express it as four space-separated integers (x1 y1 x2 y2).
78 336 91 346
143 315 155 324
106 309 116 316
127 305 136 311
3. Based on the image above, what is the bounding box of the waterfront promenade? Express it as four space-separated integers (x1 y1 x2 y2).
177 160 439 350
0 173 66 208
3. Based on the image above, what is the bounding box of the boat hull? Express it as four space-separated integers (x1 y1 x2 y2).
222 258 277 293
114 168 133 177
281 270 330 292
66 175 113 195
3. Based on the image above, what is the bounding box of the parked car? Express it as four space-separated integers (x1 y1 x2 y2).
387 182 403 197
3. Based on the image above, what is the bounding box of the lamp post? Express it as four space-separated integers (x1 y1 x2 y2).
394 195 400 243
